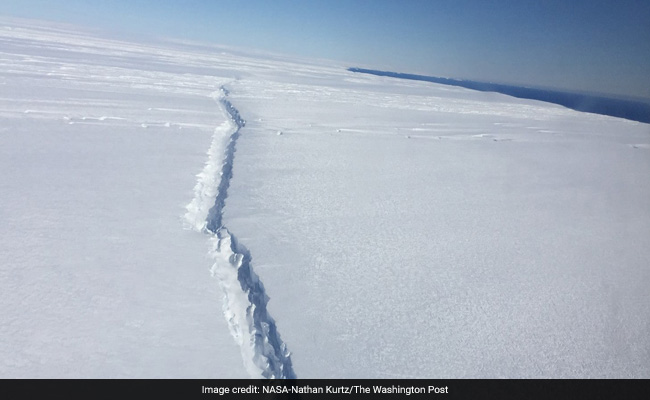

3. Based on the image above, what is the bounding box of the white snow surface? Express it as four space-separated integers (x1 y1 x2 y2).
2 18 650 378
0 19 248 378
225 78 650 378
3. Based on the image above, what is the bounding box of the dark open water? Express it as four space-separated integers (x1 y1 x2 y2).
349 68 650 124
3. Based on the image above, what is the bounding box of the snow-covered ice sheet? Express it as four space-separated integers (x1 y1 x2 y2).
1 17 649 378
0 19 249 378
224 73 650 378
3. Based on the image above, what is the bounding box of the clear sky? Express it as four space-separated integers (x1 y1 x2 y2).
2 0 649 99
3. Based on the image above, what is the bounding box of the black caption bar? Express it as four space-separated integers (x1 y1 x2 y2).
2 379 648 399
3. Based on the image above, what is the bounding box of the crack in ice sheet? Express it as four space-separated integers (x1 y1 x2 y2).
185 86 295 379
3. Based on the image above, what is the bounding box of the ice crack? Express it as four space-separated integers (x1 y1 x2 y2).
186 85 295 379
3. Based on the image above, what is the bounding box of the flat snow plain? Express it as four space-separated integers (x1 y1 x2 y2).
1 18 649 378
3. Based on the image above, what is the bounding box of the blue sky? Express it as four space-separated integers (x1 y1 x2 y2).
2 0 649 99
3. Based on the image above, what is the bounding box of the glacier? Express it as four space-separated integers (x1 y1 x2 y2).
1 17 649 378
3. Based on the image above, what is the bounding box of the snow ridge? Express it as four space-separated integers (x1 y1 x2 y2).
186 86 295 379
